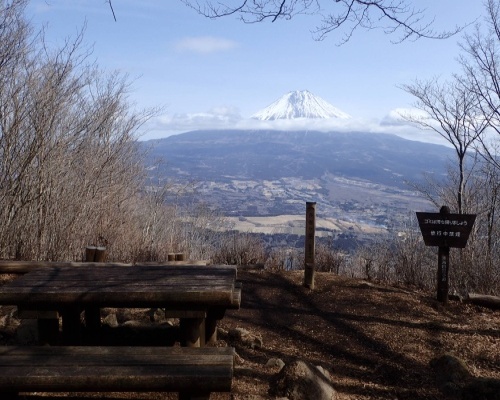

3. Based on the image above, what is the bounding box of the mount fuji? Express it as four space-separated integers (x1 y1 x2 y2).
251 90 351 120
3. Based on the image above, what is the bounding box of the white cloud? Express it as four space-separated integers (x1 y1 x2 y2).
141 107 243 139
140 107 452 147
175 36 238 54
379 108 452 146
381 107 431 127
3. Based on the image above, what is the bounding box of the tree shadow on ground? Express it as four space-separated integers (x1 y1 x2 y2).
225 270 499 399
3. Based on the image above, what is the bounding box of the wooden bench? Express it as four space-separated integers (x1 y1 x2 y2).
0 345 234 400
0 264 240 347
0 260 213 274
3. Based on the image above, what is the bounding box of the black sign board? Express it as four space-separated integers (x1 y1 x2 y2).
416 207 476 304
416 212 476 248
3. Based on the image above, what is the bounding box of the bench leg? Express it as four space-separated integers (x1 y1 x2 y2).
205 308 225 345
205 317 217 345
84 307 101 344
179 318 204 347
37 318 60 345
61 307 83 345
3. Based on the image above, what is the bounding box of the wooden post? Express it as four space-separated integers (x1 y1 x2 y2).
85 246 96 262
205 317 218 345
180 318 204 347
37 318 60 345
437 246 450 303
82 246 106 342
205 308 225 345
436 205 450 303
94 247 106 262
84 307 101 344
61 307 82 345
304 202 316 290
85 246 106 262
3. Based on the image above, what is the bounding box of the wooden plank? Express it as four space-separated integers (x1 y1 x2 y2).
9 270 236 284
0 266 240 312
17 307 59 319
3 280 234 289
0 261 132 274
13 277 233 284
164 310 207 318
7 274 235 284
230 287 242 309
10 266 235 277
0 346 234 393
0 346 234 357
0 353 234 365
0 261 234 275
0 292 234 309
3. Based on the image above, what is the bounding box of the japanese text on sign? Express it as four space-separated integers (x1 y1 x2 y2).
416 211 476 248
423 219 468 226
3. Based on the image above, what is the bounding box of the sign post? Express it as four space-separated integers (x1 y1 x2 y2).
437 246 450 303
416 206 476 303
304 202 316 290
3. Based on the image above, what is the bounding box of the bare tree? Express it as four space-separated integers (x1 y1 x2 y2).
315 238 346 273
400 77 488 214
459 0 500 170
181 0 465 44
0 1 156 261
211 231 266 265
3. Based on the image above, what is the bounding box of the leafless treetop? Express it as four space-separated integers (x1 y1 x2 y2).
180 0 466 44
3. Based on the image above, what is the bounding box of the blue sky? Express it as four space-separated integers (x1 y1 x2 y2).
27 1 483 142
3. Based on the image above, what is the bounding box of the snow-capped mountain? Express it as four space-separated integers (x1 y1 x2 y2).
251 90 351 120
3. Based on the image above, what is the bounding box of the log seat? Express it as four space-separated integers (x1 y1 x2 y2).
0 345 234 400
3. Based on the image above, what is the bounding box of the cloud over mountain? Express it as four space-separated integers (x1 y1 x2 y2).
143 90 448 146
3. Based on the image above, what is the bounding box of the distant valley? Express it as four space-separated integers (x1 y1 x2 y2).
142 129 454 237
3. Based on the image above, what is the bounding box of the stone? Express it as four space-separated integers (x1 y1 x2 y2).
270 360 336 400
229 327 263 349
102 313 119 328
266 358 285 370
234 350 245 365
430 353 471 389
147 307 167 323
121 320 147 328
431 353 500 399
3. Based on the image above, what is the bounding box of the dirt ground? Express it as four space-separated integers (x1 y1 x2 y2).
1 269 499 399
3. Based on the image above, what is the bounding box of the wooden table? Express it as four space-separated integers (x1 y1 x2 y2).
0 265 240 346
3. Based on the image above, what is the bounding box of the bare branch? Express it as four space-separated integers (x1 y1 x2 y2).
181 0 468 44
107 0 117 22
400 76 489 213
459 0 500 171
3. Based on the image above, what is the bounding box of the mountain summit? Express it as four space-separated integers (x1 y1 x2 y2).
251 90 351 120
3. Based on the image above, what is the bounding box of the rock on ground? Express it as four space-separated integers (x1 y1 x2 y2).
270 360 336 400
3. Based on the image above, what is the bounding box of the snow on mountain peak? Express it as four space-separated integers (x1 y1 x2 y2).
251 90 351 121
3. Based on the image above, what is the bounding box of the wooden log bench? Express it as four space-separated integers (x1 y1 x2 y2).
0 260 209 274
1 263 241 347
13 284 242 347
0 345 234 400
